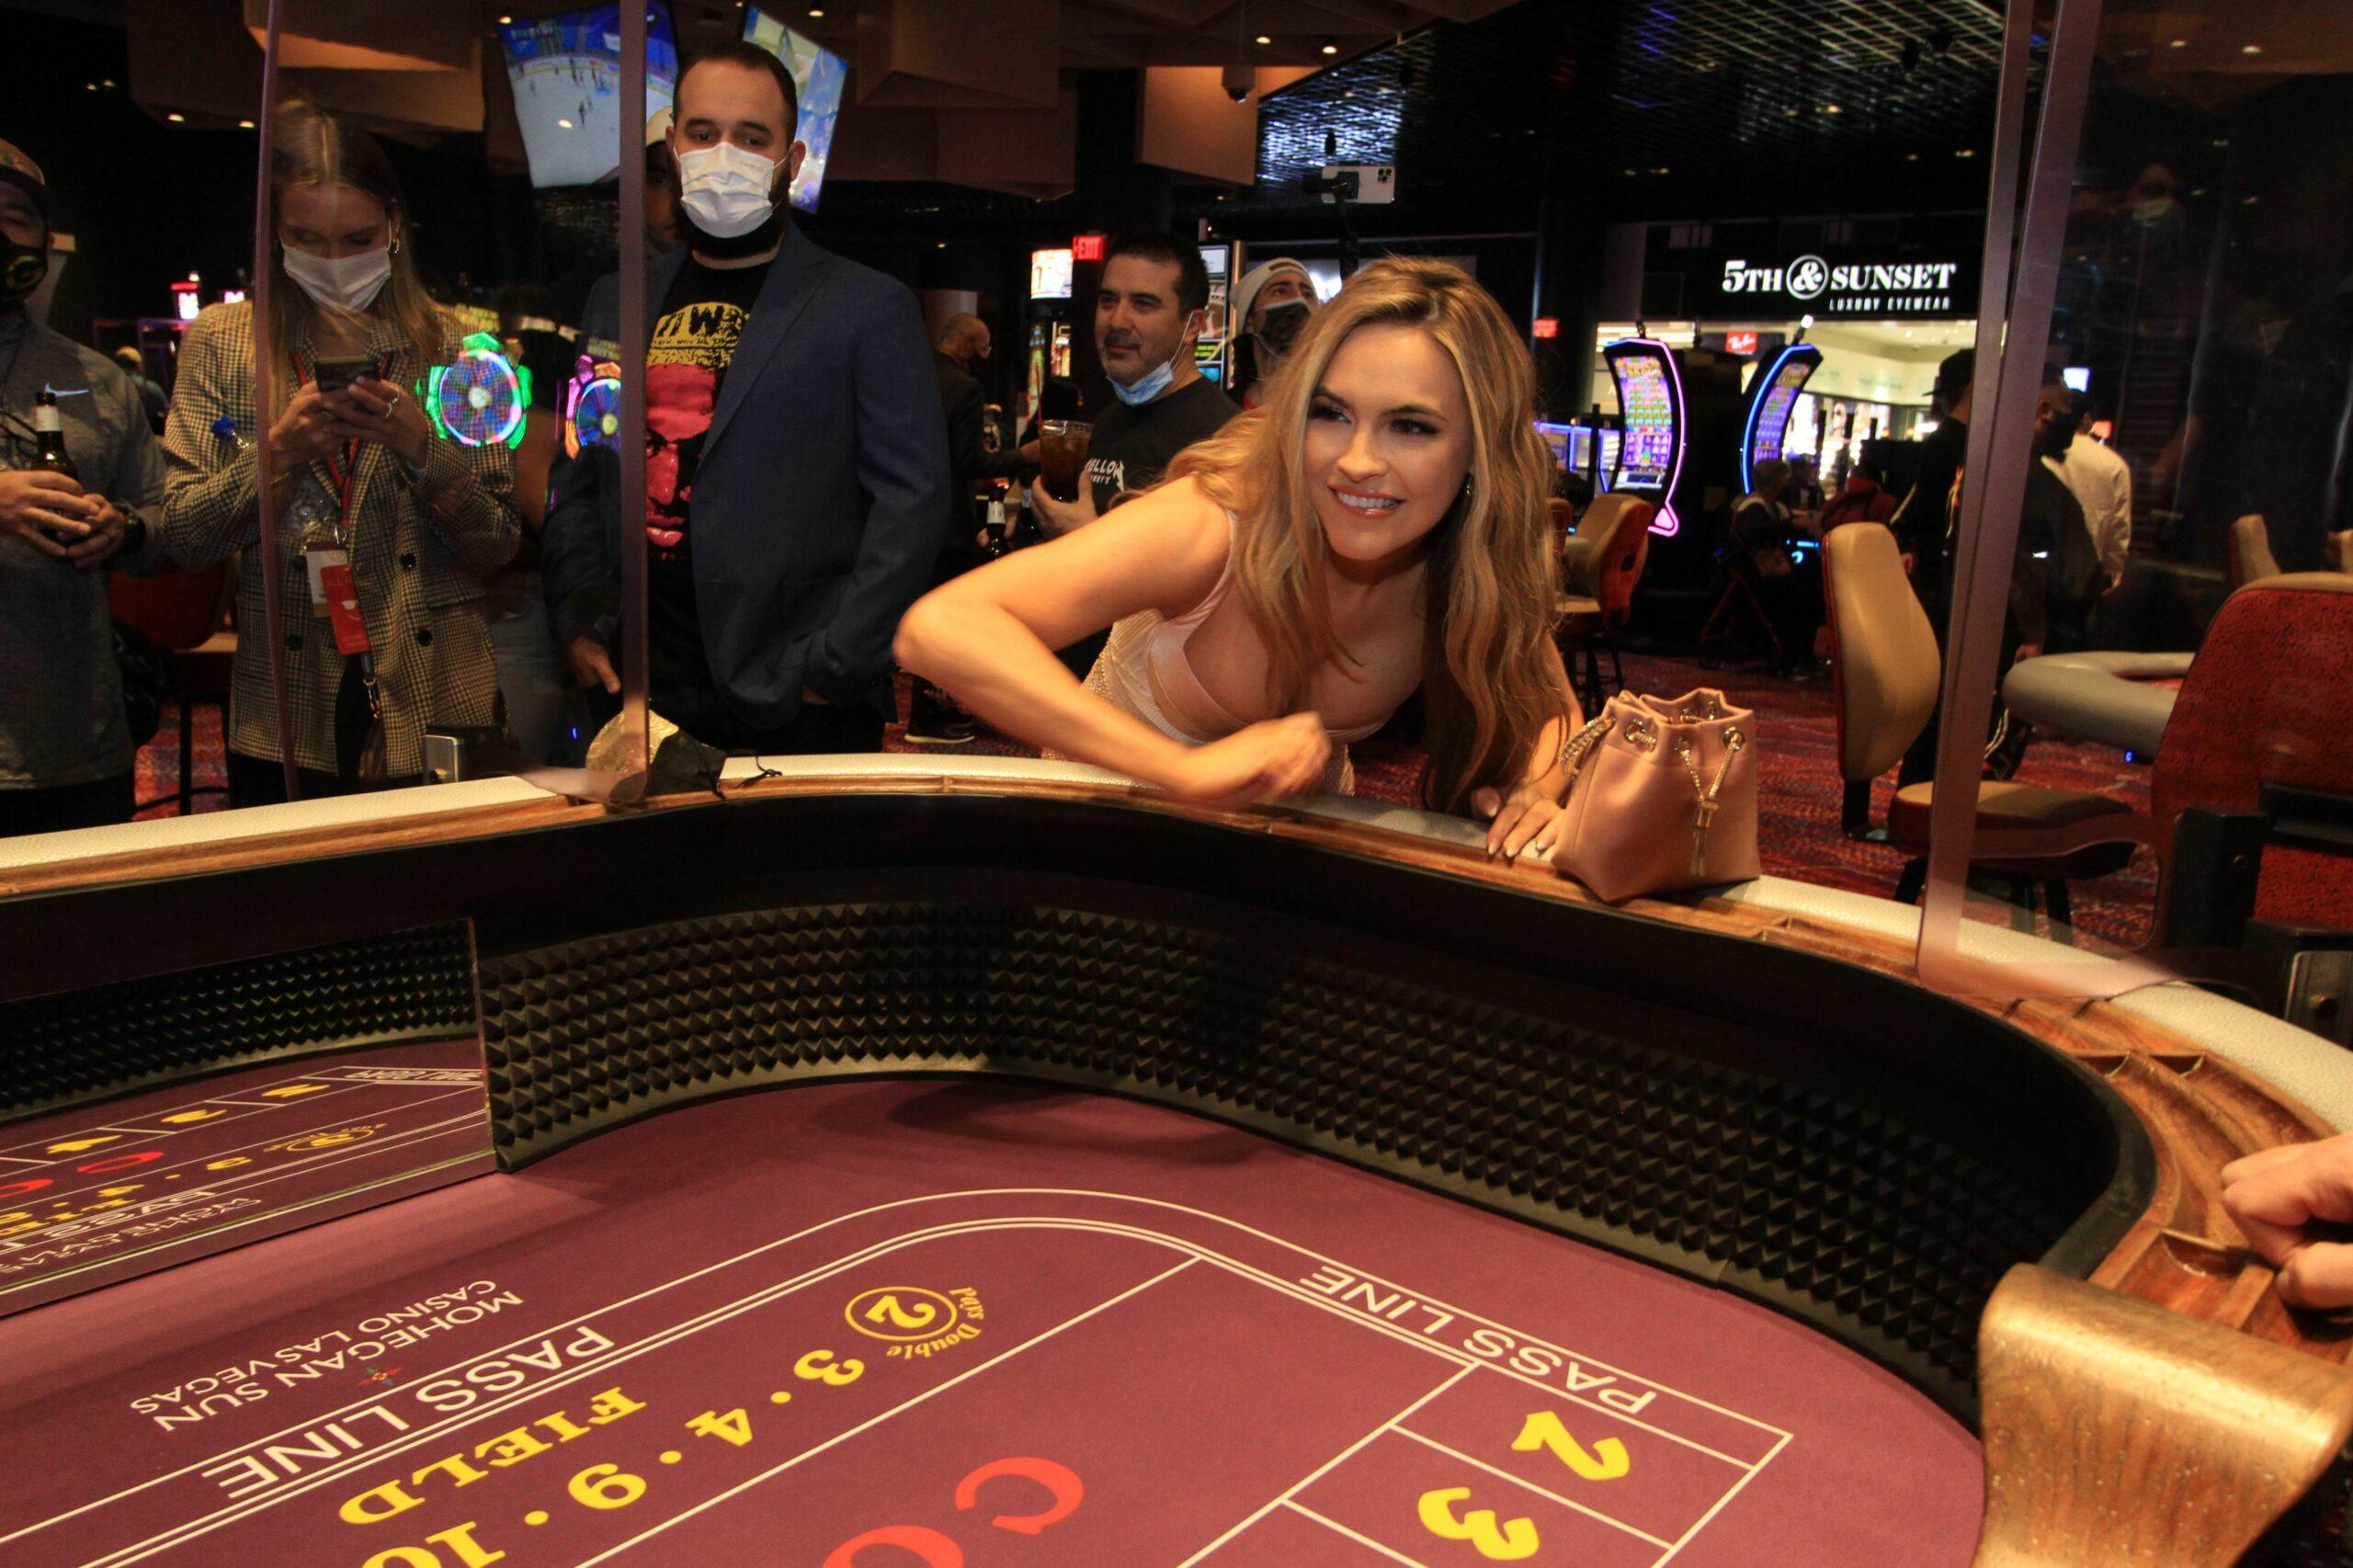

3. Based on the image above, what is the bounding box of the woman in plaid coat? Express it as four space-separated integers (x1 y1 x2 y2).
161 106 519 801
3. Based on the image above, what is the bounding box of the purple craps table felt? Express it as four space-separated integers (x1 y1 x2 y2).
0 1079 1979 1566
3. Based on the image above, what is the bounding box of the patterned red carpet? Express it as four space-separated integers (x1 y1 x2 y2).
134 657 2158 948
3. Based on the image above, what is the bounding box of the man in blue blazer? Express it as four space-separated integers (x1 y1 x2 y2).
544 41 948 754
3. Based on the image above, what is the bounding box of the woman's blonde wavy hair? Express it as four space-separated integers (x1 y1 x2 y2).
1164 258 1570 813
263 102 448 417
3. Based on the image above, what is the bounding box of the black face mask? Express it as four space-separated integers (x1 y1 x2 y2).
0 233 47 301
1256 299 1310 356
676 196 788 261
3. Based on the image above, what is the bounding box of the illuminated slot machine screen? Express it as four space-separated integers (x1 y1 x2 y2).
1534 421 1573 474
1740 344 1824 493
1536 421 1612 493
1603 339 1687 535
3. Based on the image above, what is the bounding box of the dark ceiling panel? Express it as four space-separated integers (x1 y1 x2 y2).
1253 0 2021 225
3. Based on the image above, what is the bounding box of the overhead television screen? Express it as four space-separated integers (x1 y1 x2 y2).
499 5 679 189
743 9 847 212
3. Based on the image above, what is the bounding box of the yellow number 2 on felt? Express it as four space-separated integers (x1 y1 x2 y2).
862 1294 938 1331
1512 1411 1631 1482
1418 1487 1540 1562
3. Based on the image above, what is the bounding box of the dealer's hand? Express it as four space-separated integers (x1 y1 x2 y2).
1030 476 1097 537
0 469 96 560
326 377 433 468
566 635 620 695
63 497 130 570
2222 1134 2353 1309
1164 714 1330 808
1473 781 1566 861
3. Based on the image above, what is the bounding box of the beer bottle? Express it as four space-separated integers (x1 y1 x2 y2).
32 390 77 481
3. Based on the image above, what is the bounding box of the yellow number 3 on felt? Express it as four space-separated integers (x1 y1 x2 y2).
1418 1487 1539 1562
1512 1411 1631 1481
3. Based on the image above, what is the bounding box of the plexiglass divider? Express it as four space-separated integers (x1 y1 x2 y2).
250 0 297 802
494 0 651 805
1917 0 2224 1000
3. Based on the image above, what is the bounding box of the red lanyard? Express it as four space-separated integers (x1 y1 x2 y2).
299 347 371 522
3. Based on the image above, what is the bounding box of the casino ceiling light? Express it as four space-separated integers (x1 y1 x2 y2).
2240 43 2263 54
1255 34 1271 45
165 112 186 122
2169 37 2188 47
557 118 574 129
1956 146 1976 157
1321 36 1337 54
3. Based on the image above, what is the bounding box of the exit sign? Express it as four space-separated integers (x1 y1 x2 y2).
1072 233 1106 263
1531 317 1559 339
1725 330 1759 355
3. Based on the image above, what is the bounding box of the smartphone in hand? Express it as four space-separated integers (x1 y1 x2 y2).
313 356 376 393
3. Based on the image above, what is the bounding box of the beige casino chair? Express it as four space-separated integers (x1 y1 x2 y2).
2229 514 2283 589
1556 492 1654 717
1822 523 2138 934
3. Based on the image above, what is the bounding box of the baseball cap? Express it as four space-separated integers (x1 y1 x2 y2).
0 138 51 222
1232 257 1313 334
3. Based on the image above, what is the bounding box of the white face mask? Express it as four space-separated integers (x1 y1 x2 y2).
675 142 781 238
282 244 392 312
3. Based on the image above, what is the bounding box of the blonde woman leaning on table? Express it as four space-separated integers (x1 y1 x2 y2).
162 105 520 805
897 259 1580 859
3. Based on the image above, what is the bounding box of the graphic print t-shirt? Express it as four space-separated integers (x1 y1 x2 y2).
645 256 771 691
1085 376 1236 514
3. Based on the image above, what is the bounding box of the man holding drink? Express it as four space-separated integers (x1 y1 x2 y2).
0 139 175 836
1029 229 1235 677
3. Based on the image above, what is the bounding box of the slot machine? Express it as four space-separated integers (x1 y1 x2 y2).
1738 344 1824 494
1602 338 1688 538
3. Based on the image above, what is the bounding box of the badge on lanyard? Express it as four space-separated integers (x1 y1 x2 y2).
301 543 350 618
319 561 371 656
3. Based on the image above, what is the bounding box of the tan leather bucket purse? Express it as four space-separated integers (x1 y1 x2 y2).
1552 688 1759 902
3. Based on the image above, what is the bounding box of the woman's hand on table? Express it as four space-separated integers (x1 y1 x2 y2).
1473 781 1566 862
2222 1133 2353 1309
325 377 433 467
1163 714 1330 808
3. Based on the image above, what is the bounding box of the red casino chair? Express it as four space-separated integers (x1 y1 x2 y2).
108 564 235 815
1823 523 2138 932
1555 493 1654 717
2151 574 2353 935
1697 517 1786 672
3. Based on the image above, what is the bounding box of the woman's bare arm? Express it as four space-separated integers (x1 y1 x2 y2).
895 478 1329 801
1476 640 1582 858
